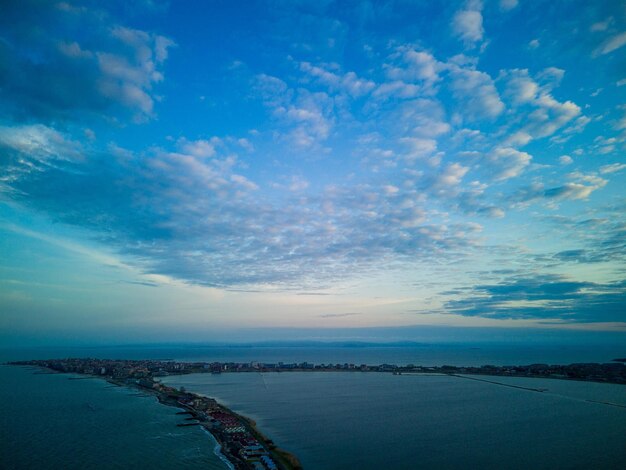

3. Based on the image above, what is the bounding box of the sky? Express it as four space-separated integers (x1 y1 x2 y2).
1 0 625 346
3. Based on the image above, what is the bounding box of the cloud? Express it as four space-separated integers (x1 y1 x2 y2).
559 155 573 165
600 163 626 174
590 18 613 32
500 69 581 143
452 1 485 47
594 31 626 56
372 81 421 100
486 147 532 181
399 137 438 161
511 172 607 205
319 312 362 318
435 163 469 188
543 183 600 200
0 1 174 122
1 124 486 288
448 64 504 120
499 0 518 11
383 48 442 91
256 74 334 148
300 62 375 97
444 274 626 322
503 69 539 105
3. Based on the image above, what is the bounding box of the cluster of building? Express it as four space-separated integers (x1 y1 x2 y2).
10 357 626 384
10 356 626 469
419 362 626 383
12 358 294 470
151 383 280 470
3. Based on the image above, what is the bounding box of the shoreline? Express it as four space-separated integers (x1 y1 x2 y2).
12 363 302 470
117 375 302 470
7 357 625 469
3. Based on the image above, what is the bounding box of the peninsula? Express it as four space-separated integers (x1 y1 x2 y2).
9 357 626 469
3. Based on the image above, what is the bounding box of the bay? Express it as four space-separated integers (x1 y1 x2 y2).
163 371 626 469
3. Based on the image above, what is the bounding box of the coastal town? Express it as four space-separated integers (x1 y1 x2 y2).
11 357 626 384
8 357 626 469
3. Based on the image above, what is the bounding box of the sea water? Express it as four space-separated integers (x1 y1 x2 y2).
2 345 626 469
0 365 228 470
163 371 626 470
2 342 624 366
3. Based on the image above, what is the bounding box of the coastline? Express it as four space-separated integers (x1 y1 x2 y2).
7 357 625 469
11 362 301 470
147 383 303 470
205 430 236 470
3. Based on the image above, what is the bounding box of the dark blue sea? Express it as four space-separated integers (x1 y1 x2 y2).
163 371 626 469
2 344 625 469
0 364 229 469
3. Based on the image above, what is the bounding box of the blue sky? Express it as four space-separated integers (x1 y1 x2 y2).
1 0 625 345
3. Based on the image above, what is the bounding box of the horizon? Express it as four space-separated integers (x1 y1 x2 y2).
1 0 625 346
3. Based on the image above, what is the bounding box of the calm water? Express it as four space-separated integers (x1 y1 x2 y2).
2 345 626 469
0 365 228 470
163 372 626 470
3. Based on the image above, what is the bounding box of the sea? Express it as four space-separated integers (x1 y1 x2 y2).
1 344 625 469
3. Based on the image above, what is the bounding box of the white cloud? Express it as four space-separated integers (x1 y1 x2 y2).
537 67 565 87
300 62 375 97
256 75 334 149
402 50 440 82
487 147 532 181
528 39 540 49
281 93 333 145
562 116 591 135
547 183 601 200
559 155 573 165
499 0 518 11
372 81 420 100
504 131 532 147
500 69 580 143
381 47 442 96
231 174 259 191
594 32 626 56
0 124 81 163
436 163 469 188
590 17 613 32
452 2 485 47
400 137 438 161
449 65 504 120
382 184 400 195
93 27 174 119
513 172 607 205
528 95 580 137
178 138 218 158
289 176 310 192
503 69 539 104
599 163 626 174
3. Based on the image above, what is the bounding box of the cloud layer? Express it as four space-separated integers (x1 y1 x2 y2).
1 0 625 327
